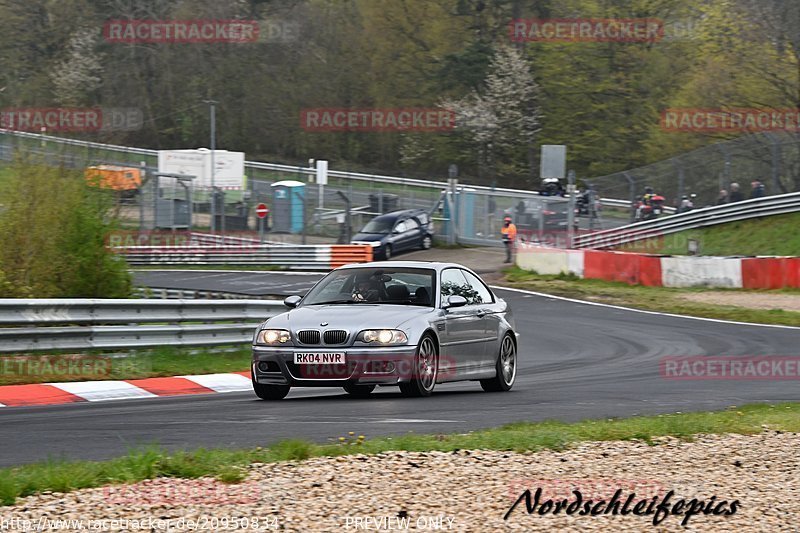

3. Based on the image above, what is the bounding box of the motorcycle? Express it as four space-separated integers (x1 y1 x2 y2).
634 194 666 222
539 177 565 197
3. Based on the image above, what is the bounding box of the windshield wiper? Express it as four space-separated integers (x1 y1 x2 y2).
308 299 361 305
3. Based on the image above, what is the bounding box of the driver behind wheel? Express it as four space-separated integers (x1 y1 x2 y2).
352 274 382 302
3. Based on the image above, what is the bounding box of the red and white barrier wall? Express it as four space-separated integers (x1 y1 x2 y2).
516 242 800 289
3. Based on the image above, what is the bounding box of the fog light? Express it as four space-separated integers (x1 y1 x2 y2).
257 361 271 372
366 360 395 373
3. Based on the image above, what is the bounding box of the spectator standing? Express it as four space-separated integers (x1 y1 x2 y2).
679 194 695 213
716 189 729 205
750 180 766 199
501 215 517 264
729 183 744 202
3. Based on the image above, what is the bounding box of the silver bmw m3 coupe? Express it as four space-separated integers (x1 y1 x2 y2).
251 261 518 400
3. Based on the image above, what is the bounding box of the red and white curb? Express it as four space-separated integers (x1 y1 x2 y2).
0 372 252 408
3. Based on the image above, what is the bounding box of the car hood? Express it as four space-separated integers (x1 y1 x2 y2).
267 304 432 330
351 233 386 243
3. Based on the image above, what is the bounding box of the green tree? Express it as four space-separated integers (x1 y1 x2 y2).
0 160 131 298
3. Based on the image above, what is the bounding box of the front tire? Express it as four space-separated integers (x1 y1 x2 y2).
343 383 376 397
481 333 516 392
400 335 438 397
252 372 290 400
420 234 432 250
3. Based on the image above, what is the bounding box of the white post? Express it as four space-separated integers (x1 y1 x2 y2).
316 160 328 211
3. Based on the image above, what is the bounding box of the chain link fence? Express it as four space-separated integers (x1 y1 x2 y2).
5 129 796 248
588 132 800 213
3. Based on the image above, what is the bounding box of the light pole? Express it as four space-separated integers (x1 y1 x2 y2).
204 100 218 232
447 164 458 245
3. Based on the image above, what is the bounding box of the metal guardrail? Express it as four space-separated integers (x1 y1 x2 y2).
0 299 285 353
134 287 272 300
115 243 372 269
573 191 800 249
600 197 676 214
1 129 638 207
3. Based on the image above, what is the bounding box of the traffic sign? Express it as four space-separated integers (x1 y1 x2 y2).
256 203 269 218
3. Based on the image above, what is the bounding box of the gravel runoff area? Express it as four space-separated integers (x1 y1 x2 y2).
3 431 798 532
679 291 800 313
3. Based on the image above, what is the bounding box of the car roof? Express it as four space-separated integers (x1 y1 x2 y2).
371 209 427 221
335 260 475 273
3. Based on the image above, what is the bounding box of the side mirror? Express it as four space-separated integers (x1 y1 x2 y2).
283 295 302 308
443 295 467 309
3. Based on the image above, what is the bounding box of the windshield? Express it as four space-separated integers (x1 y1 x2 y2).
302 267 435 307
359 218 395 234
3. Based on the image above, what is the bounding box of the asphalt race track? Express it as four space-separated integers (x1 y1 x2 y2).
133 269 323 297
1 270 798 467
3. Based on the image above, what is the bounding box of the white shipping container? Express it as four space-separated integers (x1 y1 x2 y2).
157 149 245 189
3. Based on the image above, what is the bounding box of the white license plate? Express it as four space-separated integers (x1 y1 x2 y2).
294 352 346 364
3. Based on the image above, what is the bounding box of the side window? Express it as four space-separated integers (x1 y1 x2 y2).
461 270 494 304
405 218 419 230
394 220 407 233
440 268 480 305
416 213 429 226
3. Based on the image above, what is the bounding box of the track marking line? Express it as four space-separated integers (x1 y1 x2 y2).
492 285 800 330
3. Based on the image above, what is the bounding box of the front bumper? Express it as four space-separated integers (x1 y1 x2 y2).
252 345 418 387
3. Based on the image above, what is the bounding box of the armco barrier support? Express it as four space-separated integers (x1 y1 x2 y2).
660 256 743 288
517 244 800 289
567 249 585 278
517 246 568 275
516 243 585 277
331 245 373 268
583 250 663 286
741 257 800 289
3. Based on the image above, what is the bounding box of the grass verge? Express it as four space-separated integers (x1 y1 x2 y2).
0 346 251 386
616 212 800 256
502 266 800 326
1 402 798 506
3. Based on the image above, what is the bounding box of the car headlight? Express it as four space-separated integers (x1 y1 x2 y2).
257 329 291 345
357 329 408 344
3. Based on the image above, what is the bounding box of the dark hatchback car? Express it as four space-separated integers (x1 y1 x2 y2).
351 209 433 260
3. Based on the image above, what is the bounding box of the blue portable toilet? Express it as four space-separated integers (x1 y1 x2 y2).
459 188 476 238
441 187 476 240
271 180 306 233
